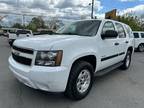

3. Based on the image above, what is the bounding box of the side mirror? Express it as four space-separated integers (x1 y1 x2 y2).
101 30 118 40
26 33 30 37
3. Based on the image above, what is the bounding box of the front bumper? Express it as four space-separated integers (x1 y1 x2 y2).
9 56 70 92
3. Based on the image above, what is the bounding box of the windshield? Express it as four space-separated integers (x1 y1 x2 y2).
56 20 101 36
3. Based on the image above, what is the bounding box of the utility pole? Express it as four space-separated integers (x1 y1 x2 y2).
16 0 19 8
22 15 25 27
91 0 94 19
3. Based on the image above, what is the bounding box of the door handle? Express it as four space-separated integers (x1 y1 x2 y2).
125 41 129 44
114 42 119 46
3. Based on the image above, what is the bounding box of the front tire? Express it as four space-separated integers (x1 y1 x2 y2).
9 42 13 47
65 61 94 100
120 51 132 70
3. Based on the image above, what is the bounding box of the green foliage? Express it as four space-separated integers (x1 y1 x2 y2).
12 23 24 29
117 15 144 31
26 17 46 32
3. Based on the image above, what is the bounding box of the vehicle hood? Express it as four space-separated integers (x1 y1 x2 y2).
13 35 84 50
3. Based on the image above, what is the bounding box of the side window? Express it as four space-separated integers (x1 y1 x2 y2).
125 25 133 38
141 33 144 38
115 23 126 38
133 33 139 38
102 21 115 34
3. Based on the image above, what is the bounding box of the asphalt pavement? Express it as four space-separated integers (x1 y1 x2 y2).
0 37 144 108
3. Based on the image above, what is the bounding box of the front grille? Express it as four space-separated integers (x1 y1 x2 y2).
12 45 33 54
12 53 32 66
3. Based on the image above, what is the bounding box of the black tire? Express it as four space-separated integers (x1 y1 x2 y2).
138 44 144 52
9 40 15 47
9 42 13 47
120 50 132 70
65 61 94 100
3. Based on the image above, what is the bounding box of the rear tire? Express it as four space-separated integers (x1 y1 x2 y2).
120 51 132 70
138 44 144 52
65 61 94 100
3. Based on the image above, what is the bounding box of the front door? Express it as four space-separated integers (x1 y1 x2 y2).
98 21 120 70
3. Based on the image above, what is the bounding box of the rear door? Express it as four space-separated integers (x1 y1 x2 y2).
133 32 140 48
115 23 128 61
140 32 144 43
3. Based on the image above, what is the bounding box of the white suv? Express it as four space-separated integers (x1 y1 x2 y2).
133 31 144 52
8 29 33 46
9 19 134 100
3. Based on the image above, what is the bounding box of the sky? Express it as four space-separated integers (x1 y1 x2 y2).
0 0 143 26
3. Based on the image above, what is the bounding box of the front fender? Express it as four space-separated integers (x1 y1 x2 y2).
67 49 100 72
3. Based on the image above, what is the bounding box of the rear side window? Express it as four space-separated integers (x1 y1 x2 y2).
133 33 139 38
26 31 31 34
9 30 16 34
141 33 144 38
125 25 133 38
115 23 126 38
3 30 7 33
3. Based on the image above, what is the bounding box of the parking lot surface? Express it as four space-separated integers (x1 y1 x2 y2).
0 37 144 108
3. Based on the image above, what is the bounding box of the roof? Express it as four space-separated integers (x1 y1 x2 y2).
72 19 130 27
1 28 17 30
133 31 144 33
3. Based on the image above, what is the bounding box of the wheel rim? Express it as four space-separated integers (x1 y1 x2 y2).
126 54 130 67
76 69 91 94
139 44 144 52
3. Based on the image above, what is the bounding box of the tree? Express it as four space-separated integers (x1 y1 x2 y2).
117 15 144 31
12 23 24 29
27 16 46 32
46 17 60 31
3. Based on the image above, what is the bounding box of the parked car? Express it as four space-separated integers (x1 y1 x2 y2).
0 29 4 36
1 28 17 38
8 29 33 46
9 19 134 100
133 31 144 52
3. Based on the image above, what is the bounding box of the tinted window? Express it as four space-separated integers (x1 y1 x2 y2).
9 30 16 33
40 31 53 34
26 31 31 34
141 33 144 38
133 33 139 38
125 25 133 38
34 31 54 35
3 30 7 33
102 21 115 34
56 20 101 36
16 30 31 34
115 23 126 38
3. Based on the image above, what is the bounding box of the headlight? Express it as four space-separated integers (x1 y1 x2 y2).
35 50 63 66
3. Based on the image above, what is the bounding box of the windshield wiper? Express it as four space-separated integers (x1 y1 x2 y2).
60 32 79 35
55 32 92 36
